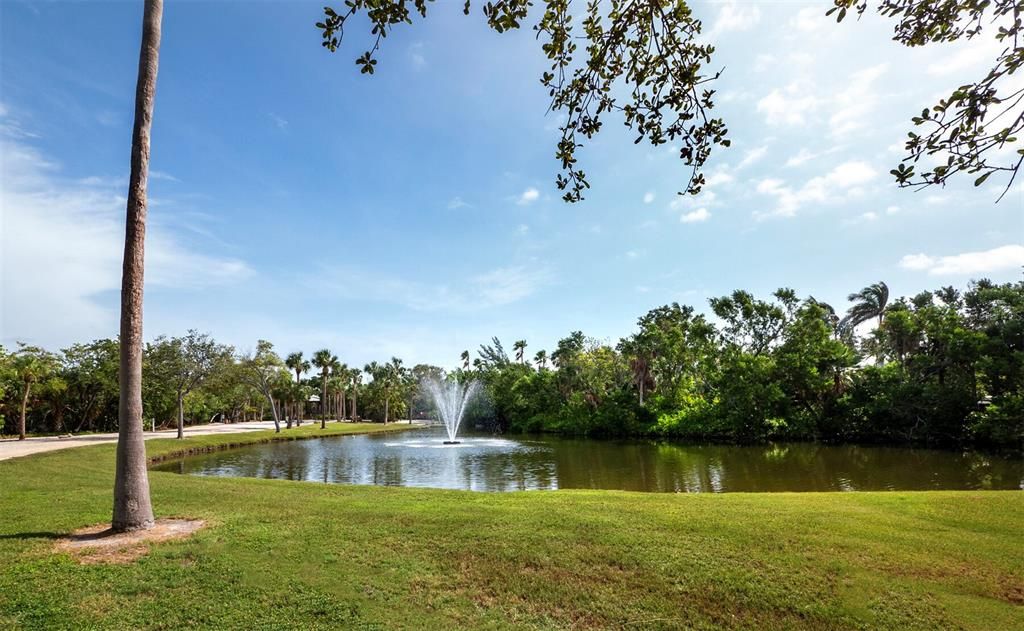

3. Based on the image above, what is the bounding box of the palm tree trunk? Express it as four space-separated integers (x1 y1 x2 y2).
341 390 347 421
176 393 184 439
384 396 389 424
112 0 161 533
321 378 327 430
18 382 30 440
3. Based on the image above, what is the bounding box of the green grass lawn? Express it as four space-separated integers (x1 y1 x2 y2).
1 424 1021 630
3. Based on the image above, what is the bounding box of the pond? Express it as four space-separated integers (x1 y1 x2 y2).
152 426 1024 493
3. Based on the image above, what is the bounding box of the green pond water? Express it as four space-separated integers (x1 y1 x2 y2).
153 425 1023 493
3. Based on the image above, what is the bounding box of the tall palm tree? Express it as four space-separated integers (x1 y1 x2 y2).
285 352 310 383
534 349 548 369
335 362 349 420
328 368 347 421
349 368 362 420
807 296 841 338
808 297 849 393
842 282 890 330
312 349 338 429
460 350 470 370
364 361 381 421
112 0 162 533
388 357 406 423
285 351 310 424
513 340 527 364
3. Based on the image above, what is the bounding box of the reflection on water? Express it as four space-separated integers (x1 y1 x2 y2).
152 426 1024 493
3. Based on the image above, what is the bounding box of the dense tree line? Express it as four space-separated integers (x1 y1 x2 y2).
3 279 1020 448
460 279 1023 448
0 338 435 438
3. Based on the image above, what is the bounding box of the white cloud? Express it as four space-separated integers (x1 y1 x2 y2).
705 171 734 186
625 250 641 259
753 54 776 72
830 63 888 138
0 134 252 347
756 160 877 218
784 145 845 168
0 105 40 140
269 113 288 129
707 2 761 40
737 146 767 169
643 191 655 204
791 6 827 33
927 37 1003 77
517 187 540 205
785 148 815 168
472 267 548 306
680 207 710 223
515 223 529 236
150 170 179 182
899 245 1024 276
317 264 550 312
95 110 120 128
409 42 426 70
886 205 900 214
757 82 820 126
447 196 470 209
830 161 876 187
758 62 886 136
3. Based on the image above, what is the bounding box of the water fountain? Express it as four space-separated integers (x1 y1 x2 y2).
424 379 481 444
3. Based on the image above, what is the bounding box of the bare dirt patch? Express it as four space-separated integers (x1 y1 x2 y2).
55 518 205 564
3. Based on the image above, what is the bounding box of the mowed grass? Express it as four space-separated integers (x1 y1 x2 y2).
0 425 1021 630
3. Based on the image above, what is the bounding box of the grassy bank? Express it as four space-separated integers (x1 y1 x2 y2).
0 425 1021 630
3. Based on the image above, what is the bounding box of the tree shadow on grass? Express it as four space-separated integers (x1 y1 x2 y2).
0 532 63 540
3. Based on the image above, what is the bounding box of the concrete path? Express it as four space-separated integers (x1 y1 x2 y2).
0 420 283 461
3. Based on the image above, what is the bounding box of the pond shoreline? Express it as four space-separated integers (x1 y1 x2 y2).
145 422 423 467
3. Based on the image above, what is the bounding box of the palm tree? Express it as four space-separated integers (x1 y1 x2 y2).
349 368 362 420
11 345 56 440
808 296 841 338
842 282 890 330
460 350 470 370
285 351 310 424
808 297 849 393
534 349 548 369
112 0 162 533
328 368 347 421
388 357 406 423
365 359 402 424
364 361 381 421
312 349 338 429
335 362 349 420
513 340 527 364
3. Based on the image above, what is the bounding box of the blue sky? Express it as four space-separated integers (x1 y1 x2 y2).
2 0 1022 368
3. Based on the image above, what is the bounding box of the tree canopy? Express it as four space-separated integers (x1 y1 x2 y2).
318 0 1022 199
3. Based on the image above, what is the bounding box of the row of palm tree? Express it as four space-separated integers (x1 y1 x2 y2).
280 350 382 427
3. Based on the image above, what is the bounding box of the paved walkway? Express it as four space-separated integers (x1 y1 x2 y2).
0 421 283 461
